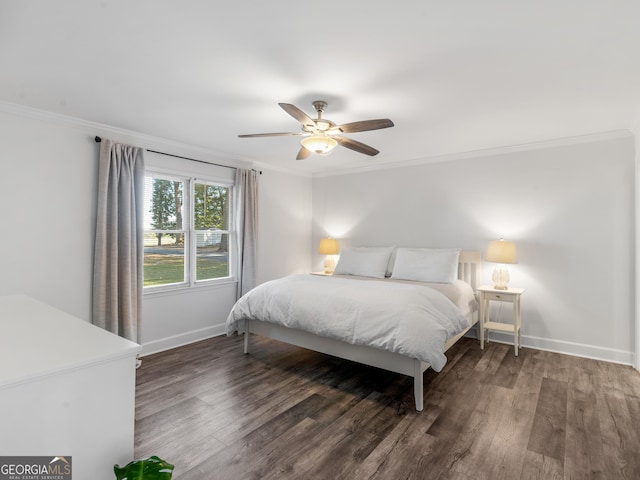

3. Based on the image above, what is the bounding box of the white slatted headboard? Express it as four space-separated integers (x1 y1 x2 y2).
458 251 481 291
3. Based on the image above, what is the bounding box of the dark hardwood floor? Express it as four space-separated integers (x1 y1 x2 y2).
135 334 640 479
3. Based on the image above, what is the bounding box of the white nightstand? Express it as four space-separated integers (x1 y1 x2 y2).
477 285 525 356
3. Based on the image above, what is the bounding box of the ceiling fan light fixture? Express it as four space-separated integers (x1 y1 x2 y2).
301 135 338 155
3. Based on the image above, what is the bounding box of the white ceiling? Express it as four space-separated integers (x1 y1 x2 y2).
1 1 639 174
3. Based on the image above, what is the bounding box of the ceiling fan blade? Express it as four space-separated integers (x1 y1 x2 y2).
238 132 306 138
279 103 317 130
296 146 312 160
335 136 380 156
336 119 394 133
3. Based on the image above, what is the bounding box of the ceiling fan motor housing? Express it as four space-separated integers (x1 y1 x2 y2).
312 100 328 113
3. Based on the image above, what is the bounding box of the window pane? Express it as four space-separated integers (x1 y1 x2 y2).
194 183 229 230
196 231 229 280
144 233 185 286
144 175 186 287
144 176 184 230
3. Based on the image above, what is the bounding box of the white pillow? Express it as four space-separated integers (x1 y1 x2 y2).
390 248 461 283
333 246 394 278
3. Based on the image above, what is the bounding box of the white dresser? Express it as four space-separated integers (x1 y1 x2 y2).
0 295 141 480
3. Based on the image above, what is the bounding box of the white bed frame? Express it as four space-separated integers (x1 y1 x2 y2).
243 251 482 411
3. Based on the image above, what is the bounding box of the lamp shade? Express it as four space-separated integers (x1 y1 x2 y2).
301 135 338 155
486 239 517 264
318 237 340 255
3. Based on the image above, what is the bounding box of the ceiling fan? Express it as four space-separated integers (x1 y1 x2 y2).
238 101 394 160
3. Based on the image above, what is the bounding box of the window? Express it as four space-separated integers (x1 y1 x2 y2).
143 172 233 289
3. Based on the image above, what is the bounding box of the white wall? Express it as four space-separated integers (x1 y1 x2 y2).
634 121 640 370
312 133 635 364
256 168 313 284
0 110 98 320
0 105 313 355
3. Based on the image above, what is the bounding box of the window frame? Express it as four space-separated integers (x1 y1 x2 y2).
143 168 235 294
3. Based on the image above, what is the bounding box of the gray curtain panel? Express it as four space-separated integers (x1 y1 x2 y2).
92 139 145 343
235 168 259 299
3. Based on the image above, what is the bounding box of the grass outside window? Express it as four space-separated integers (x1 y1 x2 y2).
144 249 229 287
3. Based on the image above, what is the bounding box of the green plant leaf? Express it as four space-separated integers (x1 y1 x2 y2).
114 456 174 480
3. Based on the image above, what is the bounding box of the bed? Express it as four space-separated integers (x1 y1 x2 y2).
227 249 481 411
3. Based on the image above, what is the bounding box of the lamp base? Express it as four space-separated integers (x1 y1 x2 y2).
323 255 336 274
491 265 510 290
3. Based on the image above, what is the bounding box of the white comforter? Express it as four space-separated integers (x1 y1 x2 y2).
226 274 473 372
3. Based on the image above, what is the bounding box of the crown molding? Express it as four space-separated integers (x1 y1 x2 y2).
312 129 634 178
0 100 257 170
0 100 312 176
250 159 312 178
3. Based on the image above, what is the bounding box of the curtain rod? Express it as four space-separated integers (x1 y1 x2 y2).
94 136 261 174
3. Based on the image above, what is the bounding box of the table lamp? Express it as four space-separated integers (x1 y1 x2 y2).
318 237 340 274
485 238 517 290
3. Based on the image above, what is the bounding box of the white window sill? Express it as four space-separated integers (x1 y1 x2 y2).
143 278 237 298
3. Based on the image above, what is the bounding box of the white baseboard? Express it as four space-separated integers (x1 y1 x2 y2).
143 324 634 366
140 324 226 357
466 329 634 366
